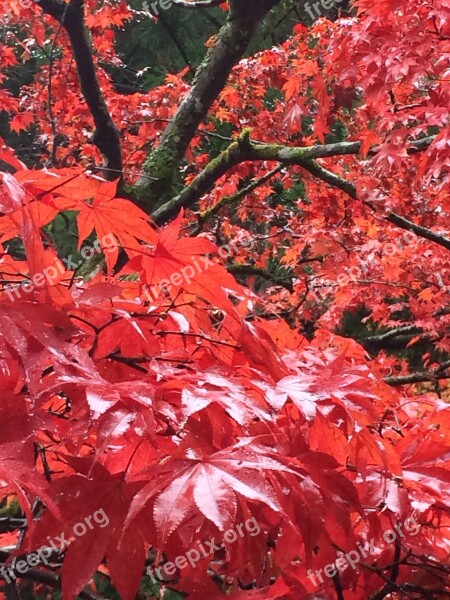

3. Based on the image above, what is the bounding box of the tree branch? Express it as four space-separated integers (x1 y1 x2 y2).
296 157 450 251
359 326 433 351
136 0 282 209
151 133 441 243
384 359 450 386
195 163 283 231
152 128 254 223
0 518 27 534
36 0 122 180
363 326 422 343
226 263 294 292
369 539 402 600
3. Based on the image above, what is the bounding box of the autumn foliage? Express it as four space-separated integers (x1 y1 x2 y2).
0 0 449 599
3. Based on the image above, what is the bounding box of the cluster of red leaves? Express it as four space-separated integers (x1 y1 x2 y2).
4 0 445 365
0 0 450 597
0 146 448 599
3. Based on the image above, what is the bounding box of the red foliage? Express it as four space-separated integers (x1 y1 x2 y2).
0 0 449 598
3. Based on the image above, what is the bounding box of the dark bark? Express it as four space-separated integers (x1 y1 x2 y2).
36 0 122 180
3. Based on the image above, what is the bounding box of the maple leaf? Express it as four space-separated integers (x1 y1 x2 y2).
10 112 34 133
54 179 158 272
126 446 296 544
127 212 243 315
27 462 146 600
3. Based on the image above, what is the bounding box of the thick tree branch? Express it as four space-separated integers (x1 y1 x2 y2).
136 0 282 209
152 129 254 223
364 326 423 344
153 132 450 252
386 213 450 251
36 0 65 20
36 0 122 179
358 326 434 351
151 132 434 213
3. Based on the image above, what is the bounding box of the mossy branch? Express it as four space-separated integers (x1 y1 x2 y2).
135 0 282 210
151 132 450 253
